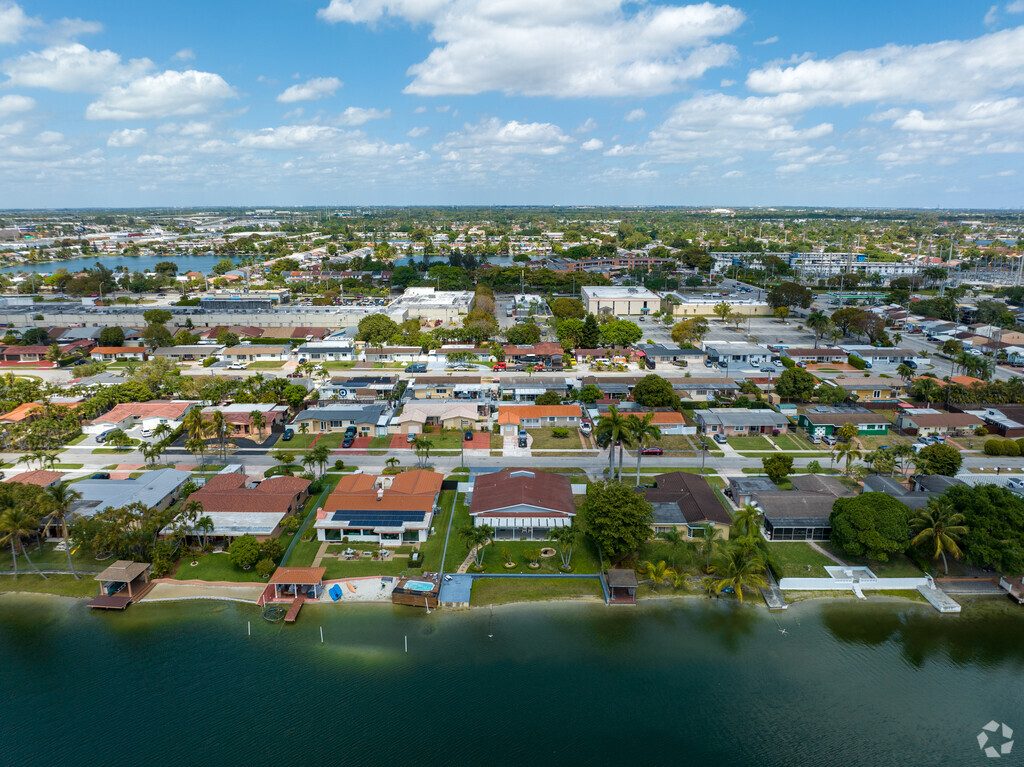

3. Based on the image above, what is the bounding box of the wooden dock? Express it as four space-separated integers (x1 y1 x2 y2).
284 596 304 623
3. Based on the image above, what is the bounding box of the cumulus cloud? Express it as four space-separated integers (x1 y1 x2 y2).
0 2 34 44
276 76 343 103
407 125 429 137
1009 1 1024 13
86 70 237 120
624 109 646 122
318 0 745 97
722 169 743 177
3 43 153 92
0 93 34 117
434 118 572 160
107 127 147 147
581 138 604 151
754 35 778 45
334 106 390 125
172 48 195 62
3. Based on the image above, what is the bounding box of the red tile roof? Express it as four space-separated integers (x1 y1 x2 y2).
191 473 311 514
471 469 575 518
3 469 63 487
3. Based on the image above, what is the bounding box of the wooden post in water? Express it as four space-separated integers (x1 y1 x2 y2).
320 626 324 644
405 635 408 653
248 620 251 637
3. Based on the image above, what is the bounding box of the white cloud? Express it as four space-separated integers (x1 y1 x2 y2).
0 93 34 117
407 125 430 137
576 117 597 133
86 70 237 120
747 26 1024 106
172 48 195 62
624 108 646 122
107 128 147 147
722 169 743 177
276 76 343 103
413 105 428 114
1009 1 1024 13
334 106 390 126
44 17 103 43
3 43 153 92
434 118 572 162
0 2 34 44
319 0 745 97
754 36 778 45
888 98 1024 133
580 138 604 151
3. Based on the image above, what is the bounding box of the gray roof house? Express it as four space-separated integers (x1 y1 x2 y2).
291 405 388 435
861 474 966 510
70 468 191 518
695 408 790 435
753 474 855 542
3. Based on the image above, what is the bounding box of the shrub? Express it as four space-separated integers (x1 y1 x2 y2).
780 356 795 369
333 459 346 471
264 464 297 477
259 537 284 562
984 439 1003 456
422 424 435 434
255 558 276 578
202 357 216 367
975 426 988 437
552 427 571 439
848 355 867 370
228 534 261 569
1003 440 1021 457
1016 438 1024 455
280 515 301 534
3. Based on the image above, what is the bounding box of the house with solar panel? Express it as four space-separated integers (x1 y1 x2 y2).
313 469 443 546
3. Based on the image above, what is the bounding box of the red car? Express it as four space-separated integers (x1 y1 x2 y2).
640 447 663 456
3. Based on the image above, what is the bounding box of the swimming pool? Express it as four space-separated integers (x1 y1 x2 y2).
404 581 435 592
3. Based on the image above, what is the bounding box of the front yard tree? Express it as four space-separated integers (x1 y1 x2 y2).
670 316 709 346
506 323 541 345
910 499 967 575
595 405 633 480
580 314 601 348
99 326 125 347
762 454 793 484
774 368 816 402
229 534 261 569
916 443 963 476
829 492 912 561
626 412 662 486
458 523 493 568
630 374 675 407
581 480 653 560
836 422 858 442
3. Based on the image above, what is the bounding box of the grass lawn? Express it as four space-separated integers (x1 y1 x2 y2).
417 489 455 572
417 432 466 450
368 436 391 450
822 545 923 577
246 361 286 369
765 542 836 578
173 552 268 582
322 361 357 369
65 433 88 446
474 535 602 574
650 434 697 451
0 541 102 574
0 573 100 597
313 433 347 450
773 433 823 451
526 429 583 450
52 463 84 470
442 493 473 571
727 435 774 451
638 466 716 474
281 537 321 567
470 577 604 606
92 447 137 454
857 434 911 450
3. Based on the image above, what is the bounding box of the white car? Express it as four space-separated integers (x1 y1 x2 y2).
227 362 248 370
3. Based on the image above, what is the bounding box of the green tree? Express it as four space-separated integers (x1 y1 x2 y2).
549 297 585 319
580 313 600 348
829 492 911 561
910 499 967 575
657 528 689 568
949 484 1024 573
836 422 858 442
534 391 562 406
228 534 261 569
711 547 767 603
506 323 541 345
916 443 963 476
637 559 675 591
774 368 816 402
830 307 860 336
143 309 172 326
458 523 494 568
216 330 240 347
356 314 399 344
99 327 125 347
713 301 732 322
595 405 633 480
630 374 675 407
773 306 790 323
578 384 603 404
598 319 642 348
806 310 831 348
249 410 266 442
547 525 579 570
0 505 45 579
580 480 653 560
767 281 812 310
761 454 793 484
696 524 723 572
834 441 863 475
671 317 709 346
44 481 83 579
626 412 662 486
733 503 763 538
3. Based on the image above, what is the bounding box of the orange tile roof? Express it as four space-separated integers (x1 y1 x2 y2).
0 402 42 422
92 401 194 424
3 469 63 486
268 567 325 585
324 469 441 514
92 346 147 354
649 412 686 424
498 406 580 423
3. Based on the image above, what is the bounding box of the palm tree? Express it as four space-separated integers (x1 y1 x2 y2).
806 310 830 348
249 410 266 442
910 499 968 575
711 547 767 603
44 481 83 579
913 378 944 409
197 515 215 551
458 523 493 568
308 444 331 477
637 559 675 591
834 442 863 476
183 406 206 441
411 435 431 468
595 405 633 481
547 525 578 569
732 503 762 538
626 412 662 486
895 363 915 384
385 456 400 472
151 422 172 443
185 436 207 470
0 506 46 579
658 527 688 568
298 422 310 439
696 524 722 572
210 410 228 462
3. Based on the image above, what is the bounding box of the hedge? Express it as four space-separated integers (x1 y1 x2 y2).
848 355 867 370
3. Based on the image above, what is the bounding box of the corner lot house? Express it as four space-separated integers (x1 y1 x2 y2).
796 407 890 438
695 408 789 436
314 469 443 545
642 471 733 539
469 469 575 540
497 405 581 435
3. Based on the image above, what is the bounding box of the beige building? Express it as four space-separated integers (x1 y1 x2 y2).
580 286 661 316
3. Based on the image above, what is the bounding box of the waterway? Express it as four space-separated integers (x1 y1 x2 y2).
2 594 1023 766
0 254 238 275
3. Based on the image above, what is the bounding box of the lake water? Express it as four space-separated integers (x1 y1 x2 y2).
3 594 1023 766
0 254 237 275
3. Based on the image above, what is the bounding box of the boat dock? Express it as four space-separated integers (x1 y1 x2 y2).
284 596 304 623
917 582 961 613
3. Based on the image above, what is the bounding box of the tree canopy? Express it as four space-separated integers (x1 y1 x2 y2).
599 319 642 348
774 368 816 401
98 327 124 347
630 374 676 407
830 492 911 561
356 314 399 345
581 480 653 559
549 297 585 319
766 281 812 310
916 443 963 476
506 323 542 345
946 484 1024 574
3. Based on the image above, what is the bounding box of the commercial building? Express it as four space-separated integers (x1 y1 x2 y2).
580 285 661 316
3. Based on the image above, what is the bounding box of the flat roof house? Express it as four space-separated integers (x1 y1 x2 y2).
581 285 660 315
782 348 848 364
296 342 355 362
321 375 397 401
862 475 966 510
70 468 191 519
469 469 575 541
220 344 291 362
641 471 733 539
153 344 224 361
695 408 790 436
314 469 443 546
364 346 422 363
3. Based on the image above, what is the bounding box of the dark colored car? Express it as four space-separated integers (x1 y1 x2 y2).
405 363 427 373
282 428 293 441
344 426 358 437
464 430 473 441
90 472 111 480
640 446 663 456
342 436 355 448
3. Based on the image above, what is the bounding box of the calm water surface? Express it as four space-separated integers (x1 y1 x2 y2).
0 254 237 274
1 595 1023 766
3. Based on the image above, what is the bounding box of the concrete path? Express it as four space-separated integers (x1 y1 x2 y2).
808 541 846 566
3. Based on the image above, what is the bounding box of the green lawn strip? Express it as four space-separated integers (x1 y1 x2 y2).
649 434 697 451
0 541 103 574
475 536 601 574
638 466 716 474
764 542 835 578
822 545 923 577
53 463 84 469
285 537 324 568
727 436 774 450
321 361 357 369
0 573 100 597
65 434 88 446
442 493 473 570
173 552 267 582
526 429 582 450
280 475 341 567
737 451 819 458
92 448 137 454
470 577 604 606
368 436 391 450
417 489 455 572
246 361 286 369
418 432 464 450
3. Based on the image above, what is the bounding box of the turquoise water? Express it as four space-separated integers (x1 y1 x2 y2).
2 595 1024 766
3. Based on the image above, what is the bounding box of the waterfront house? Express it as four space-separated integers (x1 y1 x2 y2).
314 469 443 546
861 475 966 510
641 471 733 539
70 468 191 519
753 474 855 542
468 469 575 541
187 473 310 543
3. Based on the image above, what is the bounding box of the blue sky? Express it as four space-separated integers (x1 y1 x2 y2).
0 0 1022 208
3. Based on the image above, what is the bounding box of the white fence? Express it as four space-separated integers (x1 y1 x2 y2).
779 577 928 591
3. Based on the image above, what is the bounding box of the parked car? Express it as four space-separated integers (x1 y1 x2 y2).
808 434 822 444
823 435 838 446
464 430 473 441
518 429 528 448
640 446 663 456
579 421 592 437
905 360 918 369
407 433 417 443
95 429 115 444
713 433 727 444
717 360 728 369
759 365 776 373
796 361 808 368
90 472 110 480
227 362 247 370
342 436 355 448
344 426 357 437
704 360 714 368
918 436 935 445
140 428 153 438
405 363 427 373
492 362 506 371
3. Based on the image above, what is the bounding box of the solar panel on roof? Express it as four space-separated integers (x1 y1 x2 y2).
331 511 426 525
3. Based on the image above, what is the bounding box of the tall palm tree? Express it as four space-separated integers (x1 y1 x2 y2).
626 412 662 486
806 310 830 348
637 559 675 591
151 422 172 443
298 422 310 438
43 481 83 579
411 435 431 468
0 506 46 579
210 410 228 462
197 515 215 551
595 405 633 481
732 503 762 539
696 524 723 572
249 410 266 442
711 547 767 603
910 499 968 575
658 528 688 568
834 442 863 476
183 406 206 441
895 363 915 384
185 436 206 470
913 378 944 409
458 523 494 568
385 456 400 472
547 525 578 569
